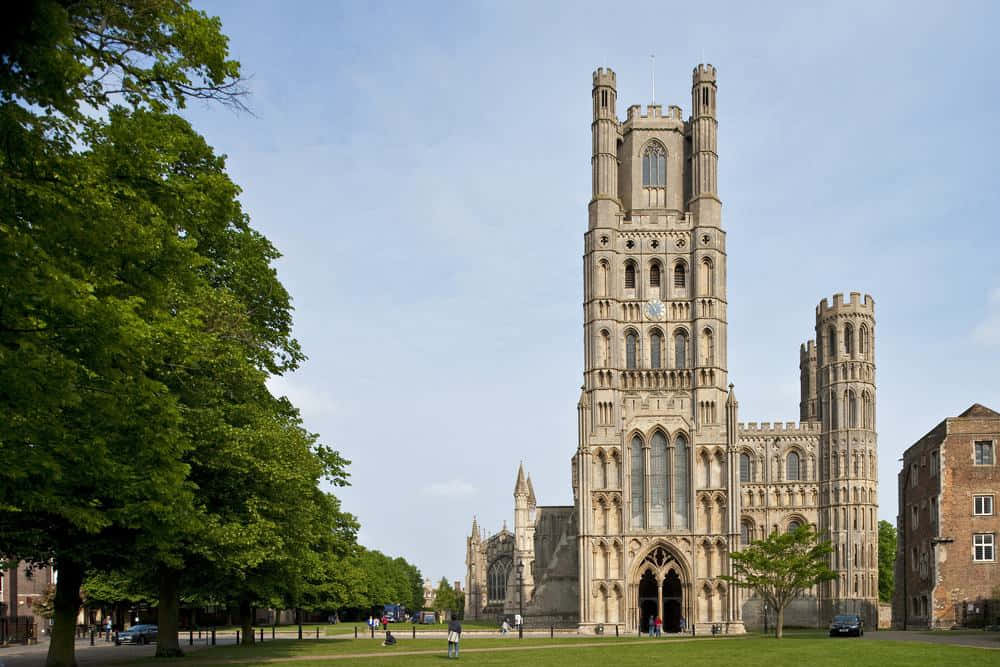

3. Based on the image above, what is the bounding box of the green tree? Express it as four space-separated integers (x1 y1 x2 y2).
877 520 896 603
722 525 836 638
432 578 456 615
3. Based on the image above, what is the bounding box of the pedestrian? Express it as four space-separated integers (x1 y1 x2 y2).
105 617 112 642
655 616 662 637
500 619 510 636
514 612 522 632
382 629 397 647
447 613 462 659
647 615 654 637
679 615 687 633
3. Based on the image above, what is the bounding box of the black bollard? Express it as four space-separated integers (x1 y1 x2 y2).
272 625 275 640
298 623 303 640
316 627 319 639
354 626 358 639
616 624 619 637
412 626 415 639
236 630 240 645
260 627 264 643
211 626 216 646
90 628 95 646
189 629 193 646
370 624 374 639
550 625 554 638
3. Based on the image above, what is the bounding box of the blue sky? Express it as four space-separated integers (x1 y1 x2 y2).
185 1 1000 584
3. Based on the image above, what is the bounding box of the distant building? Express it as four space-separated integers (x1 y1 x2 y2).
893 404 1000 628
2 561 54 631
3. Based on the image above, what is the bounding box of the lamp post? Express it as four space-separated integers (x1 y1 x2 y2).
516 560 524 640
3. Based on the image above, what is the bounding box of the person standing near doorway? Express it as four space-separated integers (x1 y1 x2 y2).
647 615 654 637
654 616 662 637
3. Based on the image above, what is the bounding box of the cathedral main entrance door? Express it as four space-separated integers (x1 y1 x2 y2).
638 570 658 633
662 570 682 632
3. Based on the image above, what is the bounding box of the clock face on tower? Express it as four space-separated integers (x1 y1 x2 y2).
645 299 665 321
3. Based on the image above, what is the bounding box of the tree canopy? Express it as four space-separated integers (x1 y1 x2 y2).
722 525 836 638
877 520 896 603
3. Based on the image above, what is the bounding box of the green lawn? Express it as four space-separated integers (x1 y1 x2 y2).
127 633 998 666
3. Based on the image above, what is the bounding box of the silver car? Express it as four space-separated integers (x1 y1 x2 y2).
116 624 158 645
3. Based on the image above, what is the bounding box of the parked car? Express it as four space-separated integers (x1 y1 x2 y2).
828 614 864 637
116 624 158 645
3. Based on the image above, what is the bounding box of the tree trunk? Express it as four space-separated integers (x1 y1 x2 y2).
154 568 183 657
46 558 83 667
239 598 253 646
776 606 784 639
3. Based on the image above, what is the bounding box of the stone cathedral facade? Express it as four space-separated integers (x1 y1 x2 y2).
465 64 880 634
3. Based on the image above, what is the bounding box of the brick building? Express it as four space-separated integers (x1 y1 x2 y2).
893 404 1000 628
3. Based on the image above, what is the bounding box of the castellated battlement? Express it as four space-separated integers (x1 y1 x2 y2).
737 421 822 432
692 63 717 84
799 340 816 360
816 291 875 318
625 104 683 122
593 68 616 87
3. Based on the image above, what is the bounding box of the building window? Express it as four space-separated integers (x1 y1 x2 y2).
786 451 801 481
674 330 688 369
650 263 661 287
974 534 995 561
975 495 994 516
787 520 801 533
625 331 638 369
975 441 995 465
739 453 751 483
844 324 854 356
847 390 858 428
487 558 512 602
650 330 662 369
624 262 636 289
674 262 686 288
702 328 714 366
827 326 836 358
930 450 938 476
673 434 689 529
631 435 645 528
642 144 666 187
699 258 714 296
741 520 753 545
649 431 668 528
911 504 918 529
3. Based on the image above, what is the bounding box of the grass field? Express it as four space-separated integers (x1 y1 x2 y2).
126 632 1000 666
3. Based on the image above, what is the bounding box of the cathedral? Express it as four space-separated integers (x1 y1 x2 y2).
464 64 879 635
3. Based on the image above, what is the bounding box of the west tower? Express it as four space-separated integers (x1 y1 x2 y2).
576 64 738 634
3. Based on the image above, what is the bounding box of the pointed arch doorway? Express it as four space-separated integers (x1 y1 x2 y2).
632 545 688 634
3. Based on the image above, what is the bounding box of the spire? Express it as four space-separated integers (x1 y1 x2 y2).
471 515 479 536
526 475 537 507
514 462 529 497
726 383 737 406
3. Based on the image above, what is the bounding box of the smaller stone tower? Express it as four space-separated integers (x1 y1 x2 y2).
513 464 536 593
689 64 719 228
465 517 484 619
815 292 878 625
799 340 818 422
590 68 620 228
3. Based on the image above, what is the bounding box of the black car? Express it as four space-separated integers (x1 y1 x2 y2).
116 624 158 645
828 614 864 637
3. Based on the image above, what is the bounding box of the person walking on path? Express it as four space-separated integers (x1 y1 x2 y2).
647 615 654 637
514 613 522 632
104 617 113 642
500 619 510 636
655 617 662 637
447 613 462 659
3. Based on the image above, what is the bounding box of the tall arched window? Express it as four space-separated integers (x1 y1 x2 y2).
700 258 714 296
860 324 870 357
598 260 609 297
674 330 688 369
827 326 836 358
739 453 752 483
787 520 801 533
625 331 637 369
650 432 668 527
642 144 666 187
624 262 636 289
487 558 512 602
741 519 753 545
844 324 854 357
600 330 610 367
702 328 714 366
673 434 689 528
673 262 687 289
831 388 839 429
848 390 858 428
650 263 661 287
650 330 662 369
631 435 645 528
786 451 801 481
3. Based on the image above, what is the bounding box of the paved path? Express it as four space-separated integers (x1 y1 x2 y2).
864 629 1000 650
